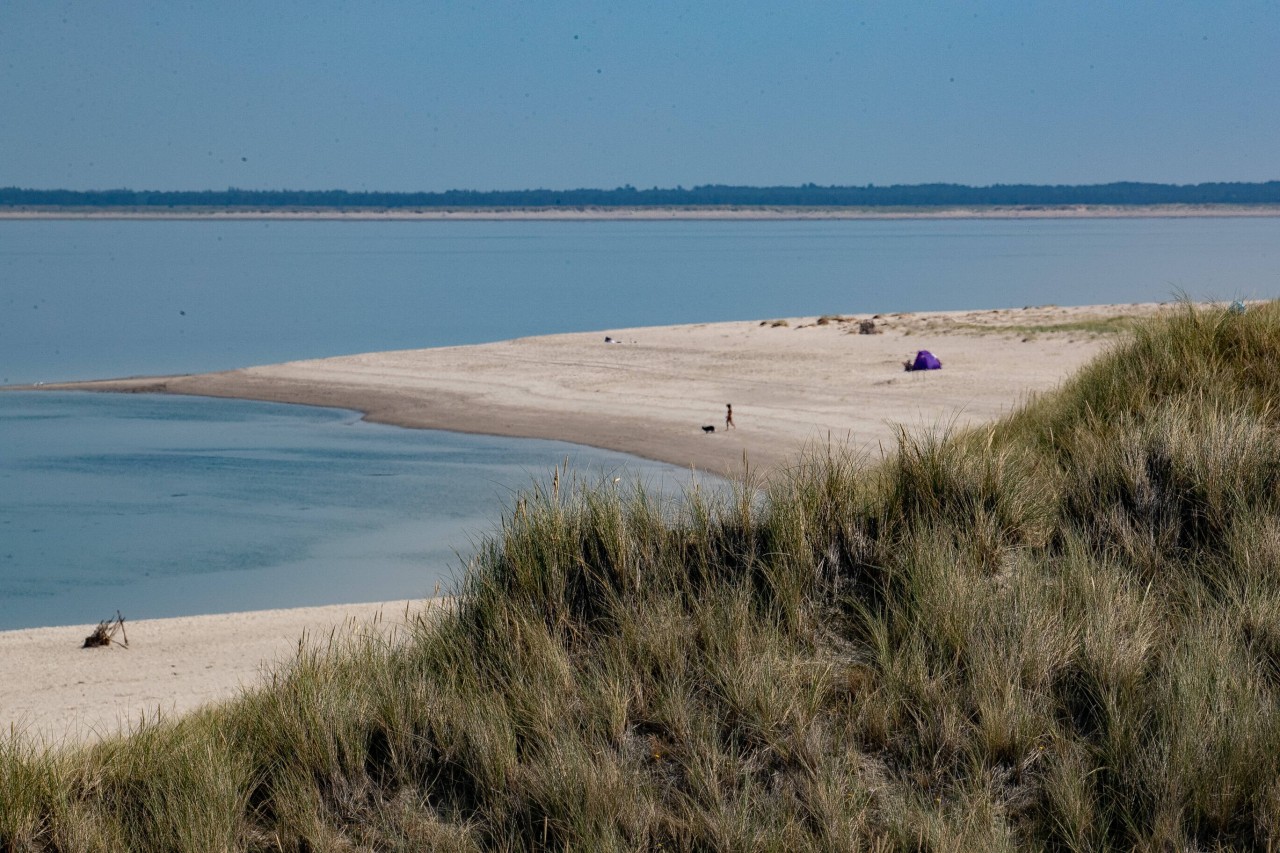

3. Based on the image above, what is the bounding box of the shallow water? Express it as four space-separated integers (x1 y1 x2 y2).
0 392 707 629
1 217 1275 628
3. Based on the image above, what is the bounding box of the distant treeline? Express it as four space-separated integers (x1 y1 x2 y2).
3 181 1280 209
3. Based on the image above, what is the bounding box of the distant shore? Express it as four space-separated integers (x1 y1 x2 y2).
4 204 1280 221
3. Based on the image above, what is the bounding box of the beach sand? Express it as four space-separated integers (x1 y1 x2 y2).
39 302 1172 477
6 301 1181 745
0 599 441 747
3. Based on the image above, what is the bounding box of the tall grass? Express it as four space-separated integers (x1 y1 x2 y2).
5 301 1280 850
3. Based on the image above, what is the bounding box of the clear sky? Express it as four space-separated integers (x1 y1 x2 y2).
2 1 1277 192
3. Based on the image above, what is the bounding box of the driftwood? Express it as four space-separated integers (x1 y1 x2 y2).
82 611 129 649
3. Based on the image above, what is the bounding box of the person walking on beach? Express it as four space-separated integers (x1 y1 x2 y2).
725 403 735 430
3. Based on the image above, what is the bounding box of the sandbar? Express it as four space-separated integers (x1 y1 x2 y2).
34 303 1175 478
6 302 1182 745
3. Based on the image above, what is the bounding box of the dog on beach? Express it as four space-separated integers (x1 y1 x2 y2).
702 425 716 433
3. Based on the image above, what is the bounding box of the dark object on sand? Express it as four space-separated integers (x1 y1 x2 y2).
905 350 942 372
83 611 129 649
858 319 879 334
702 425 716 433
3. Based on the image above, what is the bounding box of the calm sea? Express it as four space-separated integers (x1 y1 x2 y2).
0 391 696 630
3 218 1276 385
1 217 1276 628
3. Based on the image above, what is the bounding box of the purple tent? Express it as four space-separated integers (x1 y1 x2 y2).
910 350 942 371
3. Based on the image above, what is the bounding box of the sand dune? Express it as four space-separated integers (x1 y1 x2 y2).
6 302 1179 744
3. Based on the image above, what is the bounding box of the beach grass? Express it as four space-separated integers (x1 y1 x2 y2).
949 315 1143 337
5 301 1280 849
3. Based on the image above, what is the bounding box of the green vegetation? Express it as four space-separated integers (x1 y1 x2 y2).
4 180 1280 210
947 315 1143 338
6 302 1280 850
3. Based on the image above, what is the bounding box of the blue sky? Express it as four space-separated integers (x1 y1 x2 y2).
2 1 1277 191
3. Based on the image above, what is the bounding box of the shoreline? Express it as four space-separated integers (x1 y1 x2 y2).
3 204 1280 221
3 302 1189 743
0 598 446 746
19 303 1178 478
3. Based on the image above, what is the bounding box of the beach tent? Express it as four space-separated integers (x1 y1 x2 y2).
910 350 942 371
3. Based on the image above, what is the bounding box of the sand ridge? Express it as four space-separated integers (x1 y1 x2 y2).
36 302 1173 478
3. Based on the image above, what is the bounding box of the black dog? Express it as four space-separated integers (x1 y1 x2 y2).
702 425 716 433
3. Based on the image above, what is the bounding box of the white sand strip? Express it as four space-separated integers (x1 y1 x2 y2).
37 303 1173 478
0 599 443 747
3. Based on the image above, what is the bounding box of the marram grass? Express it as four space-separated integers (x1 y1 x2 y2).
6 301 1280 850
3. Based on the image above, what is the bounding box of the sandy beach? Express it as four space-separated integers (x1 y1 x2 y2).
35 302 1172 477
0 599 443 747
7 302 1180 745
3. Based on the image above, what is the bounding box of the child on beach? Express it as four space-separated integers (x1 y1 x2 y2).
726 403 735 429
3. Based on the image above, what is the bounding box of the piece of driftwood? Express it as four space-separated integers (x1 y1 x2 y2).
82 611 129 649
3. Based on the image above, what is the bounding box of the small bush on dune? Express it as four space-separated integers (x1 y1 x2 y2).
7 301 1280 849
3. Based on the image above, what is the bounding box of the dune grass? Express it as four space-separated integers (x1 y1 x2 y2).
5 301 1280 850
948 315 1142 337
